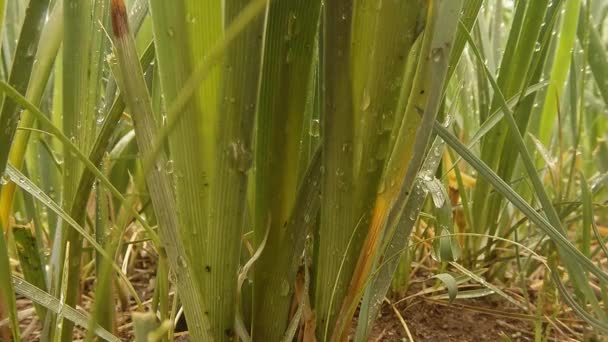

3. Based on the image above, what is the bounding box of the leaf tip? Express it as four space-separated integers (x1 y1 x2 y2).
110 0 129 38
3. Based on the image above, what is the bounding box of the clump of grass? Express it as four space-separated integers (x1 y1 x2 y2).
0 0 606 341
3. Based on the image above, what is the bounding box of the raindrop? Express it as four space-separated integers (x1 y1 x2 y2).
165 160 175 174
26 44 36 57
229 140 253 173
361 88 371 111
431 48 443 62
408 210 417 221
178 255 187 269
309 119 320 137
286 12 296 40
381 112 394 131
377 180 386 194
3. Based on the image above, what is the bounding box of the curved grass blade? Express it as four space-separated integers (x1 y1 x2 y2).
356 136 445 339
252 1 321 338
142 0 268 177
0 79 160 246
0 215 17 340
459 20 607 322
5 163 142 305
72 41 159 248
449 262 526 310
0 0 63 228
333 1 463 339
110 1 213 339
0 0 50 194
434 124 608 284
433 273 458 304
12 276 120 342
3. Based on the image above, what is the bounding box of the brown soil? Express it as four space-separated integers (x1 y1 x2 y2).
11 294 587 341
368 298 533 342
9 247 590 341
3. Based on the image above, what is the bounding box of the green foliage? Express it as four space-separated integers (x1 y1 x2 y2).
0 0 606 341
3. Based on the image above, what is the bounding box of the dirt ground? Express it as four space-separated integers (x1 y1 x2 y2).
368 299 535 342
10 248 591 341
14 294 586 341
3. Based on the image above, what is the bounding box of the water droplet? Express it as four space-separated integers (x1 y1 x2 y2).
165 160 174 174
26 44 36 57
229 141 253 173
377 181 386 194
168 269 177 284
361 88 371 111
167 28 175 37
286 12 296 41
0 174 9 185
431 48 443 62
178 255 187 268
408 211 417 221
381 112 394 131
309 119 320 137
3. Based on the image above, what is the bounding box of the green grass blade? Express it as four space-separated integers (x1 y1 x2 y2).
461 20 606 321
536 0 580 144
0 77 161 248
111 0 213 339
434 123 608 284
356 136 445 339
252 0 320 339
13 226 47 320
148 0 267 339
57 1 107 339
12 276 120 342
579 4 608 107
0 216 18 340
331 1 463 339
5 163 142 305
470 0 550 249
0 0 63 227
0 0 50 183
